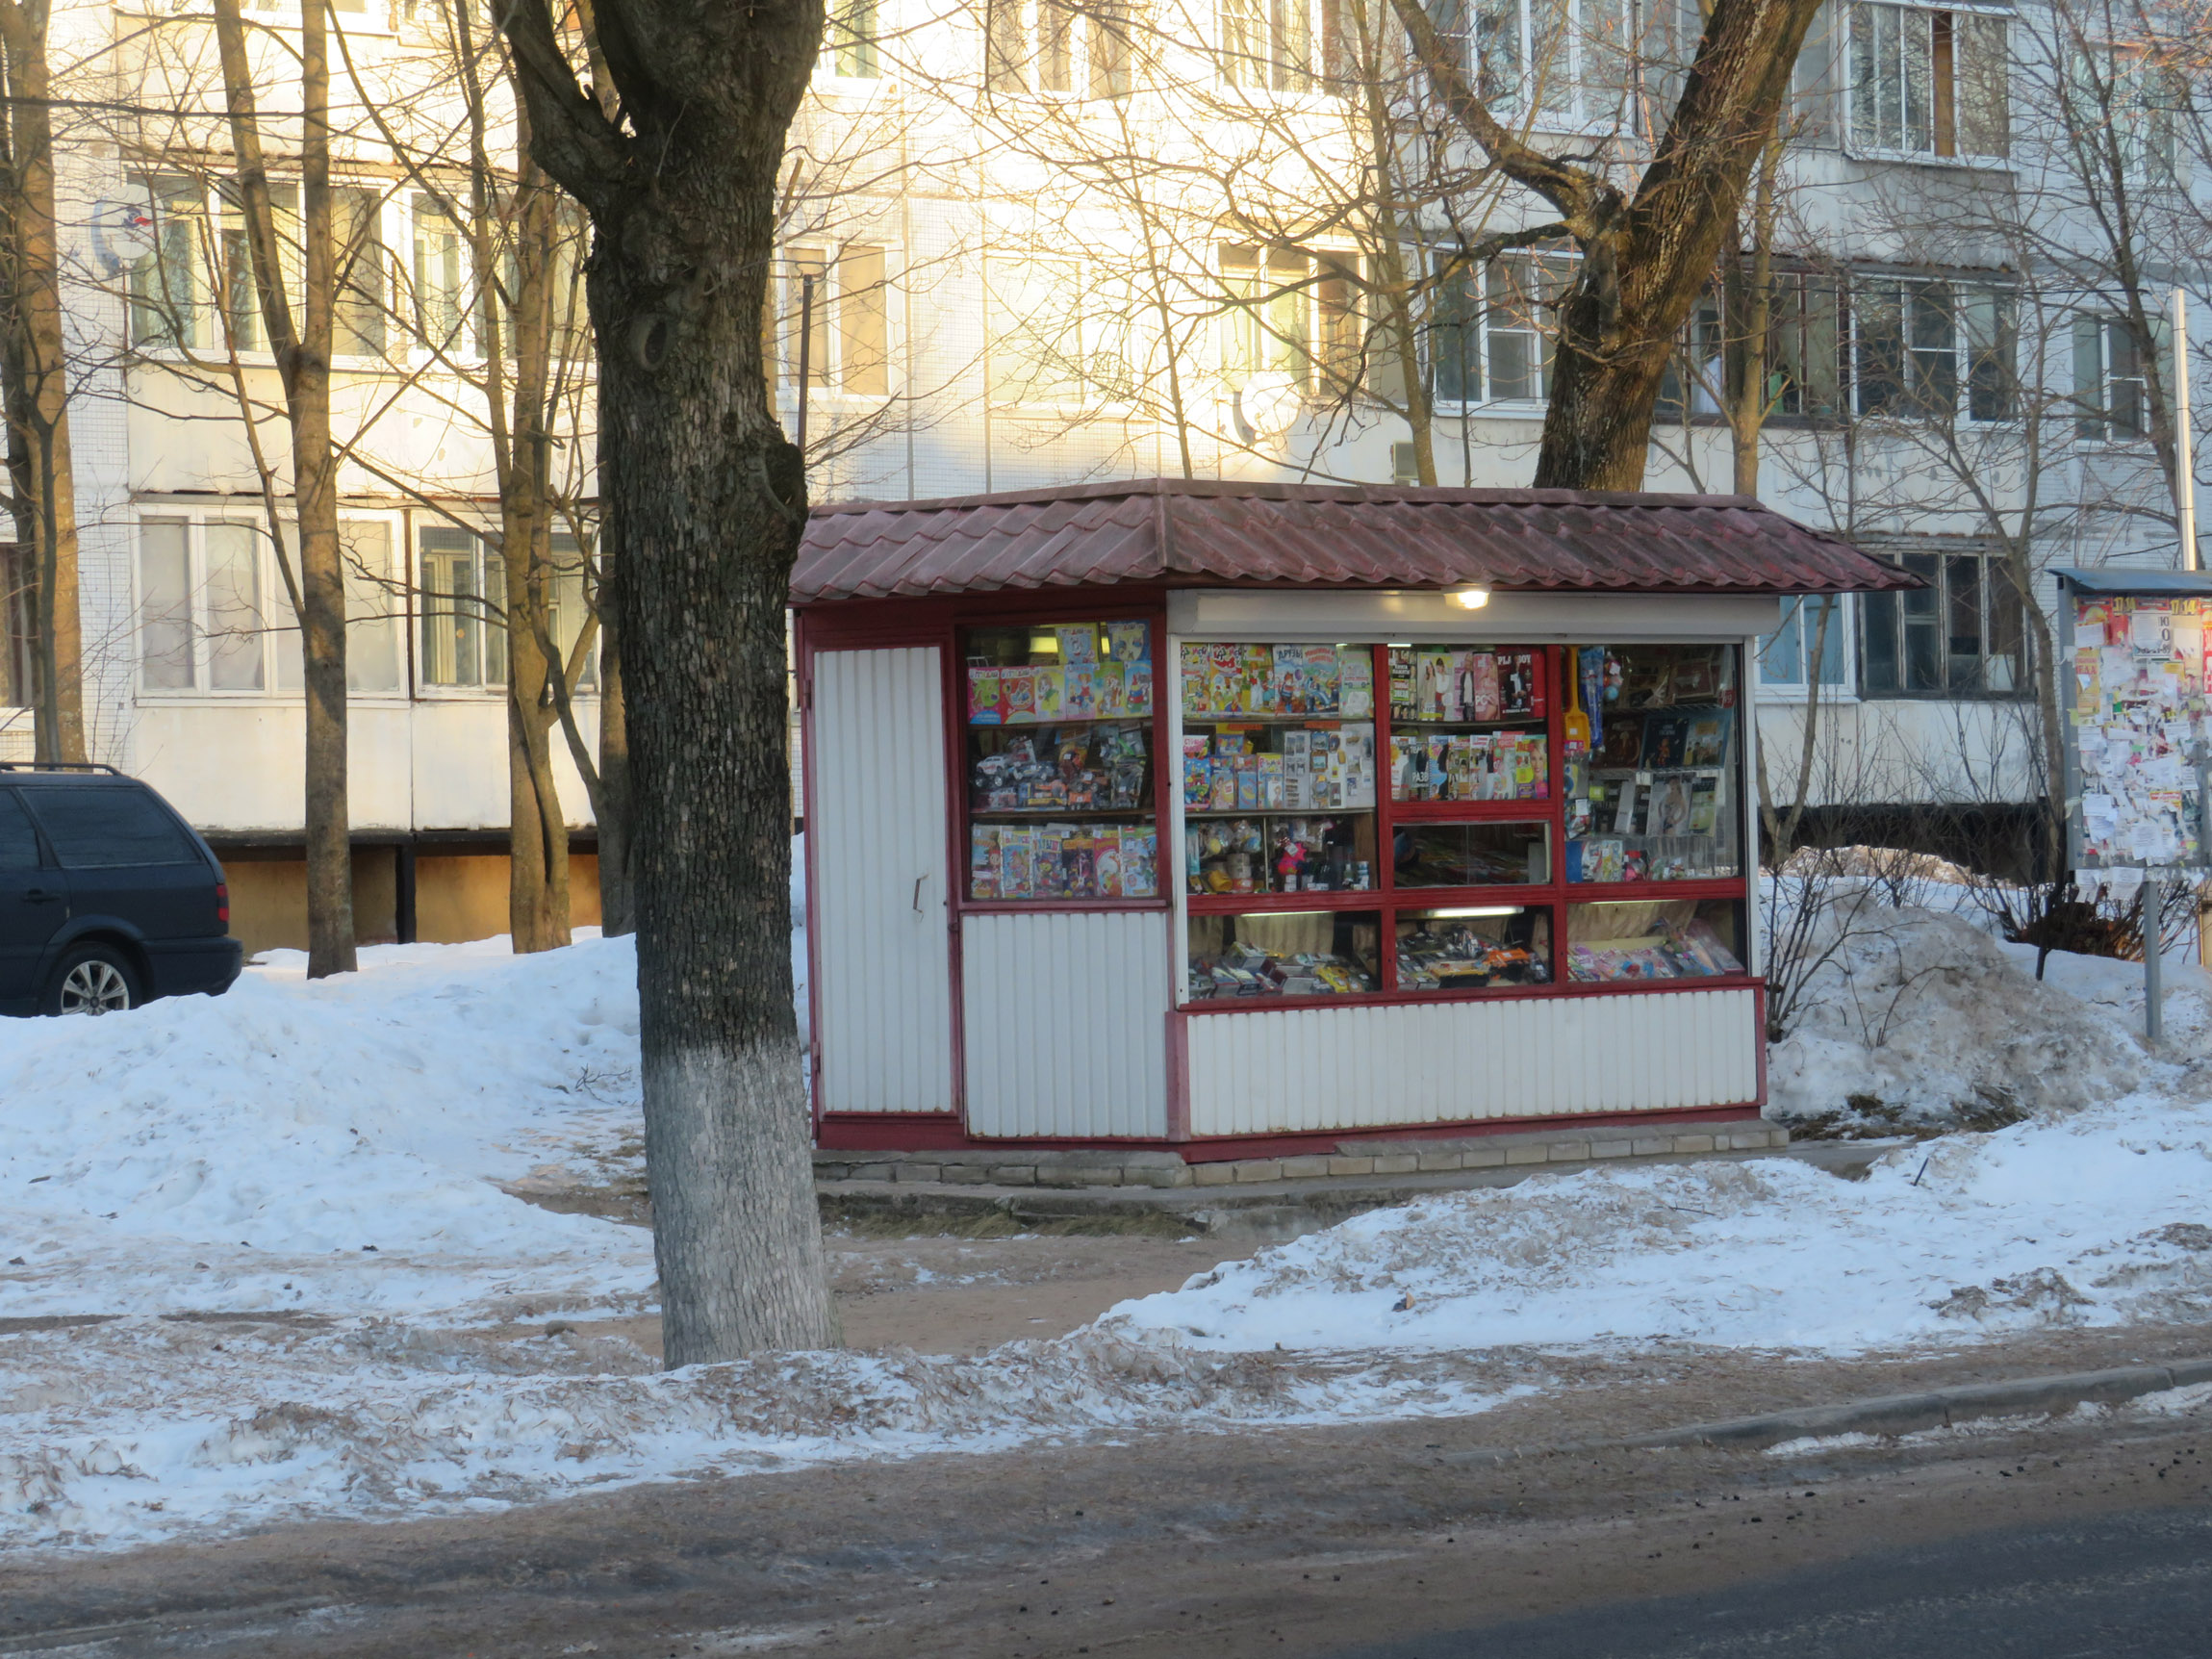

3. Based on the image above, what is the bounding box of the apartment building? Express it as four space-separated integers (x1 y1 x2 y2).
0 0 2200 952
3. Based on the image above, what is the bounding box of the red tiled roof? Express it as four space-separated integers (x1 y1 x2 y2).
791 478 1920 604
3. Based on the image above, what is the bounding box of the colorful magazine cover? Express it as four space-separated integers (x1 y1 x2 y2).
969 825 1000 899
967 667 1004 725
1681 709 1732 769
998 827 1033 898
1055 624 1099 666
1003 665 1037 724
1105 620 1150 665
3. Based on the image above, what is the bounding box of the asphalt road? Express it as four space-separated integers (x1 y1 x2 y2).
1335 1502 2212 1659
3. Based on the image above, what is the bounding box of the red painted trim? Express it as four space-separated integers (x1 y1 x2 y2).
814 1100 1767 1159
1566 877 1749 904
1175 1102 1766 1162
1754 980 1770 1108
1164 1008 1191 1141
1179 971 1765 1015
934 623 972 1126
1388 796 1555 821
1186 888 1386 914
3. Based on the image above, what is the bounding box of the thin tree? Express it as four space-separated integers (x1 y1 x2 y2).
212 0 354 977
500 0 837 1362
1388 0 1825 488
0 0 83 762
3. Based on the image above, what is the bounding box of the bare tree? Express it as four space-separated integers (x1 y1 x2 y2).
1388 0 1826 488
500 0 837 1362
212 0 354 979
0 0 83 762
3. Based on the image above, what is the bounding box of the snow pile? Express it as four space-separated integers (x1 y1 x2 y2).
0 934 651 1321
0 1323 1506 1549
1764 903 2164 1131
1104 1091 2212 1355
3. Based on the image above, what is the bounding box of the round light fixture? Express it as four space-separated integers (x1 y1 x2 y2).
1449 587 1491 610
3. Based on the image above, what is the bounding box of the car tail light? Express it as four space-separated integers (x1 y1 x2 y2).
216 881 229 926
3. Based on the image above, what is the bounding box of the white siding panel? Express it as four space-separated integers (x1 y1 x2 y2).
1184 990 1761 1136
963 910 1171 1138
812 648 955 1113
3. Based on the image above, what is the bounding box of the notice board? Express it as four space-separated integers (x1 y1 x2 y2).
2056 569 2212 871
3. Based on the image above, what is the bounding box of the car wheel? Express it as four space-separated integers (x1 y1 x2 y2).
44 946 140 1017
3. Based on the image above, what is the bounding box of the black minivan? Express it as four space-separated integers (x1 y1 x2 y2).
0 763 242 1016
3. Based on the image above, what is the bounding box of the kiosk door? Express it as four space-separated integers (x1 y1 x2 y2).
808 646 956 1114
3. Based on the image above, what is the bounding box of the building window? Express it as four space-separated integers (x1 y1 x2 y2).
139 518 266 693
547 533 600 691
1220 244 1317 387
412 191 472 355
826 0 880 77
419 526 505 689
1448 0 1634 124
987 0 1132 94
1758 596 1851 691
128 175 206 350
1850 278 2015 423
1860 549 2025 696
1221 0 1315 90
1430 251 1574 407
2074 44 2182 184
780 243 890 396
2072 316 2151 443
334 187 389 356
1770 271 1845 419
1847 3 2009 160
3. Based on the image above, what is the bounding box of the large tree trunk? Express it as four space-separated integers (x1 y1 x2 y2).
214 0 353 977
0 0 85 763
503 0 836 1362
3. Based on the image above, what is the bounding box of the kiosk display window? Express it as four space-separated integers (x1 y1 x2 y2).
1564 645 1742 883
1174 639 1753 1008
1185 908 1383 1000
964 621 1157 901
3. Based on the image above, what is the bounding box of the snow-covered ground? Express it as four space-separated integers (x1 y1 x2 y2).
5 874 2211 1553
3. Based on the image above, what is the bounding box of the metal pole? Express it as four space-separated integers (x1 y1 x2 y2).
2175 287 2196 571
2147 873 2164 1045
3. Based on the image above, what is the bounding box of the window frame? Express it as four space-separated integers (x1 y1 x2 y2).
775 241 897 400
2072 313 2157 447
1845 274 2018 426
1844 0 2014 166
1429 248 1576 415
1448 0 1640 132
1756 595 1857 702
1856 546 2030 700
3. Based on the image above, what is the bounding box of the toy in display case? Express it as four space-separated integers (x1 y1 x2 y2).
1565 899 1743 981
1184 910 1382 999
1393 908 1550 991
964 620 1157 901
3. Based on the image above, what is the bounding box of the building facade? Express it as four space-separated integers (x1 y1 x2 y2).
1 0 2203 952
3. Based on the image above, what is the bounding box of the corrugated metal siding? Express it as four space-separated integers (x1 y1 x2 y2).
961 910 1172 1138
812 647 955 1113
1183 989 1760 1136
793 479 1920 602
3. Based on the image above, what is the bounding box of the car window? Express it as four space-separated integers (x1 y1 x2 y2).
0 791 38 871
25 786 199 869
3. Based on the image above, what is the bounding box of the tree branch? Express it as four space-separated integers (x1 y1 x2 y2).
495 0 628 213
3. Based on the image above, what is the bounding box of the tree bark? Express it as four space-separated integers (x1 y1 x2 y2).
0 0 85 763
214 0 354 977
501 0 834 1362
593 568 634 935
1389 0 1824 490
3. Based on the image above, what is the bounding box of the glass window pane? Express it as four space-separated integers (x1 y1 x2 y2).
204 522 265 691
139 518 194 690
343 521 400 694
1570 644 1741 883
413 192 467 351
0 790 39 871
1958 12 2009 157
966 621 1157 903
1945 552 1983 691
1812 594 1849 684
1395 905 1550 991
130 175 204 350
1392 820 1549 886
335 186 387 356
420 527 480 686
1986 559 2024 693
272 525 304 693
28 785 198 868
837 245 888 396
991 257 1084 403
1759 599 1807 685
1862 589 1901 692
1186 908 1380 999
1566 898 1744 981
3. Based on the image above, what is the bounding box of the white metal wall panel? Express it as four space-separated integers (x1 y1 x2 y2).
1183 989 1760 1136
962 911 1172 1138
812 647 955 1113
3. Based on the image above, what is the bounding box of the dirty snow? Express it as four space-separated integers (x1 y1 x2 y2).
7 859 2212 1552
